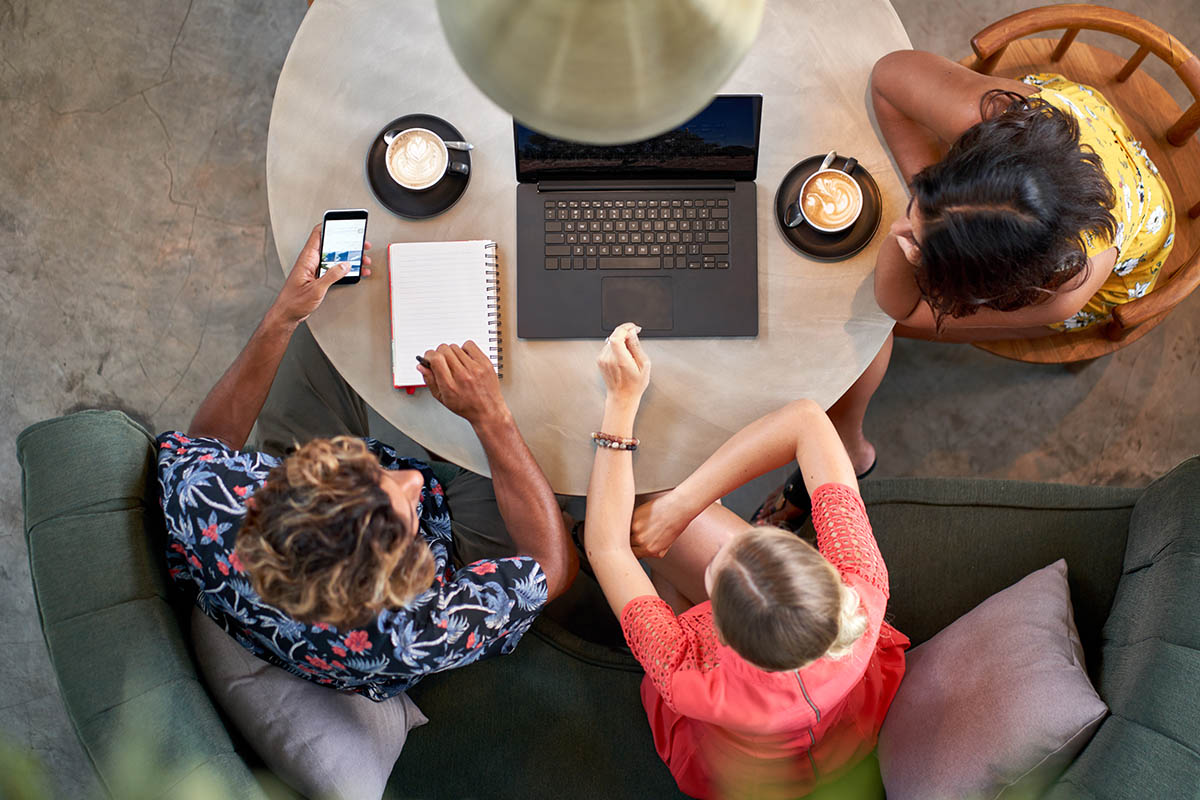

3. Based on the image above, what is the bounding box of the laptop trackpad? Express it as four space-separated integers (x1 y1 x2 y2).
601 277 673 332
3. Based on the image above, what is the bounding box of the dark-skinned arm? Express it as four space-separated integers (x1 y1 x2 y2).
417 343 578 600
870 50 1032 184
187 224 371 449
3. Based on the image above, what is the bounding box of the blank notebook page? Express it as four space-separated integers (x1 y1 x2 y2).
388 240 499 388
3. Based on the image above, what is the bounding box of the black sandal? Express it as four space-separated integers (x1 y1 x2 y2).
750 467 812 531
751 457 876 532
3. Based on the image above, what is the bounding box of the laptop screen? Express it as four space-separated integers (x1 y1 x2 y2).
514 94 762 183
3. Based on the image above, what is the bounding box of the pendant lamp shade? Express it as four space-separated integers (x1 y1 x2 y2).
435 0 766 144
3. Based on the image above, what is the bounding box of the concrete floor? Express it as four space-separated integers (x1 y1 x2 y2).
2 0 1198 795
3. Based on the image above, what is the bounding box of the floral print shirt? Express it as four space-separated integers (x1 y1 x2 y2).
156 431 548 701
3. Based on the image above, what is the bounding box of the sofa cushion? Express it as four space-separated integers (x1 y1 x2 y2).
18 410 159 530
1046 456 1200 798
877 559 1107 800
192 608 427 800
391 615 689 800
27 509 170 626
855 477 1137 670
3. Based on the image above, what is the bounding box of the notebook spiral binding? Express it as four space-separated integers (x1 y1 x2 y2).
485 242 502 378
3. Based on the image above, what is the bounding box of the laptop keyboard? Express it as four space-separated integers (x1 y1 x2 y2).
543 197 730 271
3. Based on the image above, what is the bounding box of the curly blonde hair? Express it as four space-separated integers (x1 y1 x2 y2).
710 526 868 672
235 437 436 630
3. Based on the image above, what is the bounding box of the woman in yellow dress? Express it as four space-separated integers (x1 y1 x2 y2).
759 51 1175 520
1022 72 1175 331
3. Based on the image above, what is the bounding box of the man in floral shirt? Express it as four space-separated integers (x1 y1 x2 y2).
158 224 577 700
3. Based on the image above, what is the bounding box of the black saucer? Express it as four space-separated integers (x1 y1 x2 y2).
774 154 883 261
366 114 471 219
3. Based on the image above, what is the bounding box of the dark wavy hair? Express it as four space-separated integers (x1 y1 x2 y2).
910 89 1116 325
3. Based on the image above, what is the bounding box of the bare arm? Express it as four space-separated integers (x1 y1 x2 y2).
187 224 369 448
892 247 1118 336
630 399 858 559
418 343 577 600
874 234 925 321
583 324 658 618
871 50 1031 183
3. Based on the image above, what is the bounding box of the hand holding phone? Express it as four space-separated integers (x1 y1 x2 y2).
319 209 369 285
271 220 372 325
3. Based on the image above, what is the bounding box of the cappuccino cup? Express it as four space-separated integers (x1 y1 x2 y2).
800 158 863 233
385 127 469 191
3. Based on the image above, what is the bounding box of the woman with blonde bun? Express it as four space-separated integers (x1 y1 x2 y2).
585 323 909 799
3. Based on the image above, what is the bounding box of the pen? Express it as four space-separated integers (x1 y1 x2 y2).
416 355 431 368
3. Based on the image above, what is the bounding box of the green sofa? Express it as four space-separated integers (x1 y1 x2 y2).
18 410 1200 799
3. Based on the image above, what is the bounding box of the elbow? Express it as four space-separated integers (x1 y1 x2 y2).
786 397 826 428
870 50 913 97
542 547 579 602
878 297 915 323
874 270 921 322
1042 295 1085 327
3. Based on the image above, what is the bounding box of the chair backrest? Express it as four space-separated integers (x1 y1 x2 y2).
970 4 1200 151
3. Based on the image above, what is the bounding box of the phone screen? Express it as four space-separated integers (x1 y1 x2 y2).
319 215 367 278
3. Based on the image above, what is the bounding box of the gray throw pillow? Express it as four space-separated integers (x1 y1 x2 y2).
191 607 427 800
876 559 1107 800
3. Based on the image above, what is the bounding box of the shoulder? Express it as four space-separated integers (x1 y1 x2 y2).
1049 245 1118 318
811 483 868 520
156 432 279 476
156 432 278 517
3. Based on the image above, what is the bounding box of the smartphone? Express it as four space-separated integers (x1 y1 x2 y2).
318 209 368 285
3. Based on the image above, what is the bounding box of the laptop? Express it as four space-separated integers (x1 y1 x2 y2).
514 94 762 339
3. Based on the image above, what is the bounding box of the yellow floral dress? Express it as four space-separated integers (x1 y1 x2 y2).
1022 74 1175 331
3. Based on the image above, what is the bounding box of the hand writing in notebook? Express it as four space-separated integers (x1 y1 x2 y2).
416 342 508 426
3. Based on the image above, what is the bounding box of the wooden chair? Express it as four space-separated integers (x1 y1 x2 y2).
960 5 1200 364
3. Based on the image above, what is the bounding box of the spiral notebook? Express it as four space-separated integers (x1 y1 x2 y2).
387 240 501 390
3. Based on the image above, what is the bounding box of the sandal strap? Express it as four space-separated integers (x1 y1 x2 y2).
781 467 809 506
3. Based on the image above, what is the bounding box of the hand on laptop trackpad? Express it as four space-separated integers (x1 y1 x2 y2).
601 277 674 333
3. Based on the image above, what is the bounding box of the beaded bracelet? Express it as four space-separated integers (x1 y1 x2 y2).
591 431 639 451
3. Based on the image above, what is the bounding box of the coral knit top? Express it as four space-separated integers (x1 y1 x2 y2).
620 483 909 800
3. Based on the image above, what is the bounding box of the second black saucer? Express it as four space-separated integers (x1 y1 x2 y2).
366 114 471 220
774 155 883 261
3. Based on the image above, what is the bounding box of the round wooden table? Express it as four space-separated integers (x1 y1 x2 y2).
267 0 911 494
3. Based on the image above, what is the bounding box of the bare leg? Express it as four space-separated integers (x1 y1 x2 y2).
651 571 694 616
646 502 751 606
827 332 893 476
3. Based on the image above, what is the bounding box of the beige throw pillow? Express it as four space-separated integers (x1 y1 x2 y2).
877 559 1107 800
190 607 427 800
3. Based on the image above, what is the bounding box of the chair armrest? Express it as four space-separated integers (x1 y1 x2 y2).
1110 245 1200 333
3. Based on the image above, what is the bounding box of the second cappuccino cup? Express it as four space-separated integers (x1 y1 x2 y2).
386 127 469 191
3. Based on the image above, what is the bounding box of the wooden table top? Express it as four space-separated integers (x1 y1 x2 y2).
266 0 910 494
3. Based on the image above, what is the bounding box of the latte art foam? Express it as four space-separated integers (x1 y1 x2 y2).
388 130 447 187
802 172 861 229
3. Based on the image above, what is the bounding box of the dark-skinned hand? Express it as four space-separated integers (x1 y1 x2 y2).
272 223 373 324
416 341 507 425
